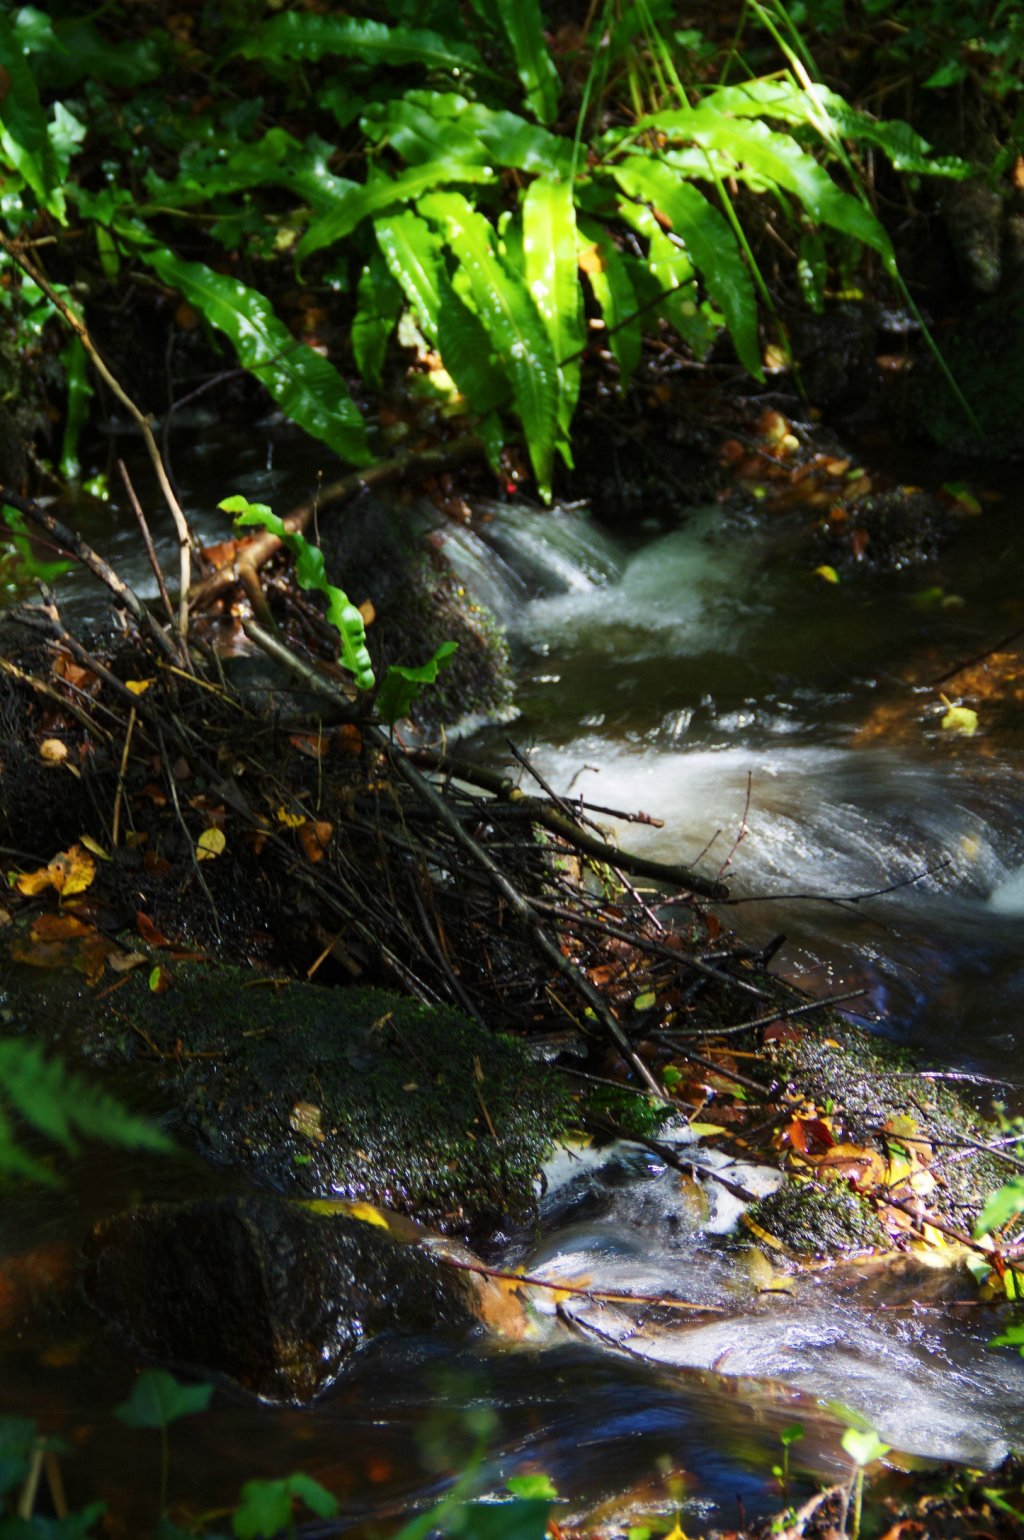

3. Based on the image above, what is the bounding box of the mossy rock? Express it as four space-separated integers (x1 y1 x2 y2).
82 1195 480 1401
99 967 570 1236
745 1179 886 1260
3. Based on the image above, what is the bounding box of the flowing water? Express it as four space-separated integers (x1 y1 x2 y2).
5 431 1024 1530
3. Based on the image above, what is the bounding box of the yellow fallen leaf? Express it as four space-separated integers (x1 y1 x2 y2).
941 703 978 735
79 833 110 861
15 865 54 896
125 679 153 695
344 1201 391 1230
38 739 68 764
196 826 226 860
47 844 95 896
275 806 307 828
814 565 840 584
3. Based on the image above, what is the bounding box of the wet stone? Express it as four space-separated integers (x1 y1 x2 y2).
81 1195 479 1402
98 968 570 1237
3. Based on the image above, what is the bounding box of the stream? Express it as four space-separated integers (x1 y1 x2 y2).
4 426 1024 1532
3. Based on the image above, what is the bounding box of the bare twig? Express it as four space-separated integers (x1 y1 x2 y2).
0 231 194 637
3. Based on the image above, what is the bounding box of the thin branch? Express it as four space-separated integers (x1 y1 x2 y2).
0 230 194 637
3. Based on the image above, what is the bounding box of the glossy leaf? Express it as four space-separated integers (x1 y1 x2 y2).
374 210 507 410
497 0 560 125
523 178 584 457
299 162 496 262
115 1370 212 1430
363 92 572 174
0 13 64 218
360 97 490 167
576 217 642 382
420 191 558 498
238 14 490 79
613 157 761 377
376 641 459 726
145 129 359 217
136 248 371 466
352 250 403 387
633 109 896 272
375 209 446 337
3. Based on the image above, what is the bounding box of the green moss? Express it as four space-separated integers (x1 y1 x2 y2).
101 966 571 1236
747 1178 886 1259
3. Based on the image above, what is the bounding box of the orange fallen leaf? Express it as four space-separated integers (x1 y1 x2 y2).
30 913 93 942
299 820 333 863
136 912 170 948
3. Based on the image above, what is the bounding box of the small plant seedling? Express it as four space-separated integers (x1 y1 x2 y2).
771 1420 804 1495
115 1369 213 1520
841 1425 890 1540
232 1472 339 1539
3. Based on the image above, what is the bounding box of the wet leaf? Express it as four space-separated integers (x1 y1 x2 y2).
136 912 169 947
841 1427 890 1467
149 964 172 994
125 678 153 695
30 913 92 942
196 827 226 860
299 821 333 863
49 843 95 896
814 564 840 584
275 807 307 828
79 833 110 861
940 702 978 735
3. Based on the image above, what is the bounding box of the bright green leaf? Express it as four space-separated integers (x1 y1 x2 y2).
613 158 761 377
841 1427 890 1467
523 178 584 459
975 1175 1024 1237
299 162 496 262
0 13 64 219
496 1 560 125
376 641 459 726
135 248 371 466
219 498 374 689
577 217 642 383
419 191 558 498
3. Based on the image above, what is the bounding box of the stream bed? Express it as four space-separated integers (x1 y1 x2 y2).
4 431 1024 1532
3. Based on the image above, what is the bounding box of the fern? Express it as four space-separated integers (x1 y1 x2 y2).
0 1039 172 1184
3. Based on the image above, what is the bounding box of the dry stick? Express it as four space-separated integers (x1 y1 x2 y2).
0 654 114 743
110 705 136 848
191 433 486 609
0 231 193 639
416 752 728 900
413 749 664 826
367 723 669 1100
117 458 179 638
528 897 772 1001
663 986 869 1038
0 485 177 662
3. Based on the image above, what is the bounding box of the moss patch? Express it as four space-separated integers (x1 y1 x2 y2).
99 966 571 1236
